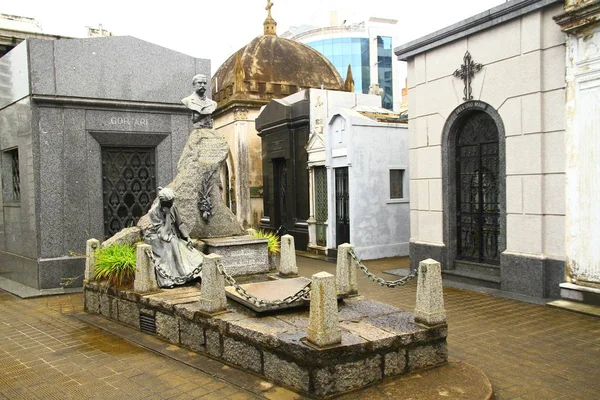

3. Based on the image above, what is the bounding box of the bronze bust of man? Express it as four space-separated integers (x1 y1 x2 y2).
181 74 217 129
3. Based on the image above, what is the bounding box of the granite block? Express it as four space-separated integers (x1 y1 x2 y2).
85 290 100 314
335 243 358 296
117 299 140 329
384 350 408 377
52 36 205 103
156 135 173 189
38 257 85 290
85 110 172 133
222 337 261 373
180 318 205 352
0 250 38 289
409 241 446 272
339 320 397 350
279 234 297 276
407 341 447 371
205 329 222 357
308 272 341 347
263 351 310 393
545 258 565 299
38 107 65 258
501 252 545 297
338 296 399 320
169 114 190 179
28 39 56 95
0 42 30 109
99 292 118 320
313 355 382 398
155 312 179 344
85 135 104 242
227 316 293 347
204 236 269 276
414 259 446 325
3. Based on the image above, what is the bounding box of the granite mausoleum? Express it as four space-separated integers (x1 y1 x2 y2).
0 36 210 295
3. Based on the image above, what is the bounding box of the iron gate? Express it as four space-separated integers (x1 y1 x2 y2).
335 167 349 246
102 147 156 238
314 166 328 246
456 112 500 264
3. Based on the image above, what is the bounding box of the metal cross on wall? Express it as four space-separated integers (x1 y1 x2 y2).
453 51 483 102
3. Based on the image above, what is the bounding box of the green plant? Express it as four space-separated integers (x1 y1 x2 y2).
252 229 280 254
93 243 137 287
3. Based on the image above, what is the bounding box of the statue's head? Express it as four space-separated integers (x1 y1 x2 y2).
192 74 208 97
158 187 175 208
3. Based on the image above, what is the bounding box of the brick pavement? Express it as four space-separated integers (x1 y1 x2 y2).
1 255 599 400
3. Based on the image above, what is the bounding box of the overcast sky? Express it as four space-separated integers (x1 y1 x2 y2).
3 0 506 71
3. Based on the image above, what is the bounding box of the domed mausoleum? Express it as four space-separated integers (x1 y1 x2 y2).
211 1 351 228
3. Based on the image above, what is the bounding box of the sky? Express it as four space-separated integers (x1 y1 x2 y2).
2 0 506 71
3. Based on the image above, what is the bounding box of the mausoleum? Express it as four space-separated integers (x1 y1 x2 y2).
0 36 210 295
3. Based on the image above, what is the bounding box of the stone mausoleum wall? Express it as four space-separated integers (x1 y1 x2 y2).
0 36 210 292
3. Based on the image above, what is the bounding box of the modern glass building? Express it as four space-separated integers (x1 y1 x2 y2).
282 17 400 111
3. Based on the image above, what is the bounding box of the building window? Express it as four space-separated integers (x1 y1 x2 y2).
389 169 404 199
377 36 393 110
2 148 20 203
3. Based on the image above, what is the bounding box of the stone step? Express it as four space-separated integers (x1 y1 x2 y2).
546 299 600 317
442 269 501 289
560 282 600 306
454 260 501 277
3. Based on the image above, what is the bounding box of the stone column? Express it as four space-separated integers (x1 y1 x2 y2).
279 234 298 276
198 254 227 314
308 271 341 347
134 244 159 293
84 238 100 282
335 243 358 296
414 259 446 326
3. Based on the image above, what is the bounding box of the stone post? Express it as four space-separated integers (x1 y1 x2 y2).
198 254 227 314
414 259 446 326
308 271 341 347
84 239 100 282
134 244 159 293
246 228 256 236
335 243 358 296
279 234 298 276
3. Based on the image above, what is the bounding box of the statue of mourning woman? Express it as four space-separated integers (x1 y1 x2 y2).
143 187 204 288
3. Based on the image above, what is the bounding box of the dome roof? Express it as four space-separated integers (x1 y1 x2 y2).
212 35 346 113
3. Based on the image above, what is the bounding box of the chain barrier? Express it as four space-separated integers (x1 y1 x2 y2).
216 260 311 308
348 248 418 288
144 247 202 285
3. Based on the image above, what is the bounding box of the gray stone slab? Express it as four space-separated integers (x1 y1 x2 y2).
313 355 382 398
338 296 399 321
205 329 222 357
225 277 311 312
222 337 262 373
100 292 118 320
117 299 140 329
407 341 448 371
155 312 179 343
384 349 407 377
28 39 56 95
38 257 85 290
180 318 205 352
85 290 100 314
263 351 310 393
227 316 294 347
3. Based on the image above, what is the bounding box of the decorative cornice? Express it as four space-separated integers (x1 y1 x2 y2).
554 1 600 33
394 0 563 61
31 95 188 112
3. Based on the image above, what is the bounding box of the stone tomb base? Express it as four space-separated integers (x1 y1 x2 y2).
203 235 269 276
83 283 447 398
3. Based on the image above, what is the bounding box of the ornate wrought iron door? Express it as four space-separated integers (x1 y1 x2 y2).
102 147 156 238
456 112 500 264
314 166 328 246
335 167 349 246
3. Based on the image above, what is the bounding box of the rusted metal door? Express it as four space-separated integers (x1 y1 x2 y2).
456 112 500 264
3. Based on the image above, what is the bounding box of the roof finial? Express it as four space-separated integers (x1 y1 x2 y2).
264 0 277 36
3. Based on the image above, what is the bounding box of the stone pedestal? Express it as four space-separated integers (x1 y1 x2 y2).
335 243 358 296
198 254 227 314
308 271 341 347
84 239 100 282
203 235 269 276
134 244 159 293
414 259 446 325
279 234 298 276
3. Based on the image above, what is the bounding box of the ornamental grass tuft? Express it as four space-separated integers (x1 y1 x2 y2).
252 229 280 254
94 243 137 287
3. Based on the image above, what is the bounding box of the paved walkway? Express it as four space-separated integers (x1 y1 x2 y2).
1 256 599 399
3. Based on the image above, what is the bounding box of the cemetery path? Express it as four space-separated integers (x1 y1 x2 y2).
1 255 599 400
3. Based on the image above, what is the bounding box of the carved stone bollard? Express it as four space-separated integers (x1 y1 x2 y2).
335 243 358 296
308 271 341 347
414 259 446 326
279 234 298 276
84 239 100 282
134 244 159 293
198 254 227 314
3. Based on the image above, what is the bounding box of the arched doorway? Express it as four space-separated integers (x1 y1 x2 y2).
442 101 506 273
455 112 500 264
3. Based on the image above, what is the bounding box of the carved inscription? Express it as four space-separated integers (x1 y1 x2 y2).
110 116 149 126
454 101 488 115
269 139 284 152
199 134 229 164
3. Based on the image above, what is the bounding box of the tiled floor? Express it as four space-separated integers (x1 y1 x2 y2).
1 255 599 399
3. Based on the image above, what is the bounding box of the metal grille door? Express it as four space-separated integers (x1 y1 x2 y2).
102 147 156 238
314 166 328 247
456 112 500 264
335 167 349 247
